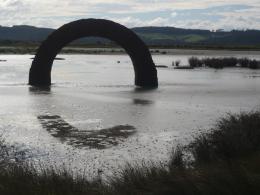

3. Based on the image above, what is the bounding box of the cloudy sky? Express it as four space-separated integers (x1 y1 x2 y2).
1 0 260 30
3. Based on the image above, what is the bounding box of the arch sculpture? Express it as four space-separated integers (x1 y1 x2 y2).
29 19 158 88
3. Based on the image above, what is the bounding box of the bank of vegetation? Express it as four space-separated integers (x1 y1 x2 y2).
0 111 260 194
188 57 260 69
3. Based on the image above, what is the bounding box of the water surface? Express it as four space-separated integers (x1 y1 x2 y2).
0 51 260 177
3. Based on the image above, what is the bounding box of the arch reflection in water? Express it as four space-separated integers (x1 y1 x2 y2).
37 115 136 149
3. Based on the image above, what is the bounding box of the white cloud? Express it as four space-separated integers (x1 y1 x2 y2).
0 0 260 30
103 16 170 27
171 12 177 18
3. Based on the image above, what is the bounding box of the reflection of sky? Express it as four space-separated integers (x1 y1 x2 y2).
0 1 260 30
0 54 260 177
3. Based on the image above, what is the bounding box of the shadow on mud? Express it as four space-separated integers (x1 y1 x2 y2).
37 115 136 149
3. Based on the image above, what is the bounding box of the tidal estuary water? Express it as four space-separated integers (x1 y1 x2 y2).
0 51 260 178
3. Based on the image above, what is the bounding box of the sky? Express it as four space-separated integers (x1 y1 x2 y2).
1 0 260 30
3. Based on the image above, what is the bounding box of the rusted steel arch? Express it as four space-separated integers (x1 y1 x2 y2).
29 19 158 88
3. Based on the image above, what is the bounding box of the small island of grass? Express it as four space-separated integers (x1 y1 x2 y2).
188 56 260 69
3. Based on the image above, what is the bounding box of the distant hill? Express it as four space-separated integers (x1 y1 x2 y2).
133 27 260 47
0 25 53 42
1 25 260 47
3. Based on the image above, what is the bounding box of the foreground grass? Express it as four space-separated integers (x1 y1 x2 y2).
0 111 260 194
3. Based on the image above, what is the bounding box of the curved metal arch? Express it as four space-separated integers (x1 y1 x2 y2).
29 19 158 88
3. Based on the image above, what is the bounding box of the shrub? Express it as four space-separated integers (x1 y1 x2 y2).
191 111 260 164
188 57 260 69
188 57 203 68
175 60 181 67
238 58 250 68
248 60 259 69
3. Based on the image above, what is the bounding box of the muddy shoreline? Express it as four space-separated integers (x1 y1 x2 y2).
1 46 260 55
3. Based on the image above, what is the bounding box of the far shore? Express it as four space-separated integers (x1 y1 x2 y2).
1 46 260 55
